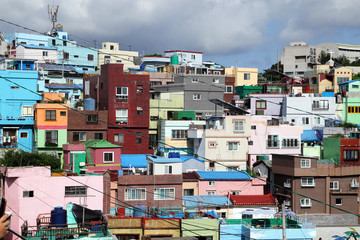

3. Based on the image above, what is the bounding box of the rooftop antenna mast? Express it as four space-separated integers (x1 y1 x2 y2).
48 3 59 36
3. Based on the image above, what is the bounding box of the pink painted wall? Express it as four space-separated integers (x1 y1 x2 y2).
198 179 265 196
62 144 86 171
248 116 303 167
87 148 122 173
1 167 104 238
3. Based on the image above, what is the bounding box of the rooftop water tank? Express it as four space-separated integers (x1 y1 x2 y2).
170 55 179 65
51 207 67 228
84 98 95 111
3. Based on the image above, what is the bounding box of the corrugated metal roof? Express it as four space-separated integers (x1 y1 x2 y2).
147 155 183 163
183 195 232 208
182 172 200 180
196 171 251 180
180 156 204 163
121 154 148 168
38 63 76 71
230 193 276 206
301 130 320 142
45 83 83 89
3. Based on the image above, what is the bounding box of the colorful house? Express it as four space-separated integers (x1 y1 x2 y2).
98 42 138 71
1 166 106 238
196 171 266 196
45 83 83 108
230 194 277 219
34 100 69 159
189 115 251 171
63 139 122 175
342 92 360 125
0 69 41 151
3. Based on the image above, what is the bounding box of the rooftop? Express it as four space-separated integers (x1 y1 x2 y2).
121 154 148 168
147 155 183 163
83 139 122 149
196 171 251 180
230 193 276 206
183 195 232 208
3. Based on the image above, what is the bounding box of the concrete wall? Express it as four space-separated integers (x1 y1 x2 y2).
98 42 138 71
16 45 58 64
225 67 258 86
299 215 358 226
182 159 205 172
249 94 286 116
198 179 265 196
182 219 219 240
152 162 183 175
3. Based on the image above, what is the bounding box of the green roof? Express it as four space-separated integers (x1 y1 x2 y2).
82 139 121 164
82 139 122 149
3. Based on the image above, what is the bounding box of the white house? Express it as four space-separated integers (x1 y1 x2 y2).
15 44 58 64
146 155 183 175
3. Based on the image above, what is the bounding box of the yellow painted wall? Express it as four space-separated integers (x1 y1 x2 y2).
43 92 64 102
334 66 352 92
183 182 199 195
226 67 258 86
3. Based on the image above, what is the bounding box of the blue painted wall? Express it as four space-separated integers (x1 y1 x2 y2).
0 70 41 151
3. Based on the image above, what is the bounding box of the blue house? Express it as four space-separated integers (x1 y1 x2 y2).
0 68 41 151
45 83 83 108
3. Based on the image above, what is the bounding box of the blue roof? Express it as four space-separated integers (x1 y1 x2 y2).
301 130 320 142
38 63 76 72
338 79 360 85
158 210 218 219
180 156 204 163
321 92 335 97
45 84 83 90
183 195 232 207
147 155 183 163
196 171 251 180
19 44 57 50
121 154 148 168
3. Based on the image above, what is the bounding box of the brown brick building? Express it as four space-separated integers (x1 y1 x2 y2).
67 110 108 144
117 174 183 210
273 154 360 216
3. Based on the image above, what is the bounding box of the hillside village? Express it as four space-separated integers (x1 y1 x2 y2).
2 10 360 240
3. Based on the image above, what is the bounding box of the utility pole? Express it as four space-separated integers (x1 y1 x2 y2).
282 202 286 240
62 50 64 78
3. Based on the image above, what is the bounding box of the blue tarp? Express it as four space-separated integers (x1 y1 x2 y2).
301 130 320 142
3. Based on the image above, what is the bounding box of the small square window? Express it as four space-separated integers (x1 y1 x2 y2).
20 132 28 138
335 198 342 205
208 181 216 186
60 111 66 116
136 138 142 144
23 190 34 198
104 152 114 163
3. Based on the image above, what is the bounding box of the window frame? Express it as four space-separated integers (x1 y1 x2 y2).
116 87 128 103
193 94 201 100
86 114 98 123
267 135 279 148
300 159 311 168
164 165 173 174
124 188 146 201
244 73 250 80
116 109 128 125
87 54 94 61
256 100 267 110
23 190 34 198
301 177 315 187
225 85 233 93
343 150 359 161
65 186 87 197
300 198 312 207
208 181 216 186
22 106 33 116
45 110 56 120
330 181 339 190
45 130 58 145
114 133 124 143
171 130 187 139
228 142 239 151
154 188 175 200
103 152 114 163
207 190 216 195
233 120 245 133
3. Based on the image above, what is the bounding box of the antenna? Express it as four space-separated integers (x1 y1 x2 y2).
48 4 59 36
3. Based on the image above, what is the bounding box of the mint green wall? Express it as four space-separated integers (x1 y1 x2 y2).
35 129 67 149
149 93 184 133
302 144 322 158
182 219 219 240
342 97 360 124
323 138 341 164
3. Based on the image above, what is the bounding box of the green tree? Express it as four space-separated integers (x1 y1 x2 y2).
318 51 330 64
144 53 163 57
0 150 61 171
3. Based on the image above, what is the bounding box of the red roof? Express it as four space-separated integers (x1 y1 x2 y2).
182 172 200 180
230 193 276 206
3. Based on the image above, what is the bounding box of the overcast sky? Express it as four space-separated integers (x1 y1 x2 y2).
2 0 360 72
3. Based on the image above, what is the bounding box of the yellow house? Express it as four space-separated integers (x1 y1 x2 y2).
225 67 258 86
98 42 138 71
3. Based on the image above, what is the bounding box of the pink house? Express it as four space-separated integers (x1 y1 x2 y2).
0 166 106 239
248 115 303 167
196 171 266 196
63 139 122 175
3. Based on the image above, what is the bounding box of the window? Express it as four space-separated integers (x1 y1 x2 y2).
116 109 128 124
45 130 58 145
192 78 199 83
251 125 256 130
116 87 128 103
104 152 114 163
114 134 124 143
219 212 227 219
347 106 360 114
213 79 219 83
343 150 359 161
184 189 194 196
300 198 311 207
207 191 216 195
256 100 266 109
94 133 103 139
193 94 201 100
20 132 28 138
295 65 298 69
312 100 329 110
301 177 315 187
88 54 94 61
42 51 48 56
65 186 87 196
191 54 196 60
22 106 33 116
302 117 310 125
228 142 238 151
164 165 173 174
335 198 342 205
154 188 175 200
351 179 359 188
172 130 187 139
233 120 244 132
300 159 311 168
74 55 79 58
282 138 299 148
244 73 250 80
267 135 279 148
45 110 56 120
73 132 86 142
110 45 114 50
63 40 67 46
11 86 19 89
125 188 146 201
209 162 215 168
225 86 233 93
208 181 216 186
63 51 69 60
60 111 66 116
208 142 216 148
137 106 143 116
137 85 143 93
23 190 34 198
52 39 56 46
86 114 98 123
330 181 339 190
